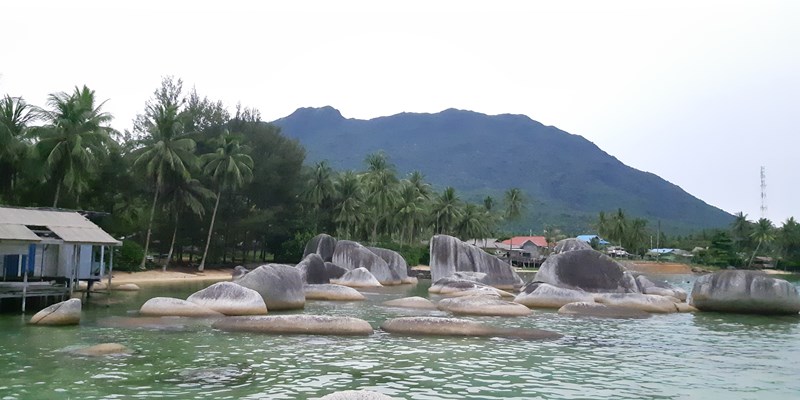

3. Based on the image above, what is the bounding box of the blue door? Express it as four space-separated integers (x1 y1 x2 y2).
3 254 28 278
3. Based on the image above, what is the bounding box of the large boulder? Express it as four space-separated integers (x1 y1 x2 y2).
320 390 396 400
186 282 268 315
553 238 592 254
296 253 330 284
368 246 412 283
437 296 532 316
234 264 305 310
558 302 651 319
690 271 800 315
635 275 688 301
514 282 595 308
331 267 382 288
533 249 639 293
139 297 222 317
383 296 437 309
381 317 562 340
304 284 366 301
429 277 514 298
303 233 338 262
594 293 679 313
213 315 373 336
333 241 401 285
429 235 524 290
325 262 348 280
29 298 82 325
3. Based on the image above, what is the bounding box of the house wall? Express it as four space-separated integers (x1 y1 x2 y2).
36 244 60 277
0 242 30 277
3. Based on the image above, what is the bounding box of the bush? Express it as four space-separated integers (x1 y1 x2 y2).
377 242 430 266
274 231 315 263
113 240 146 272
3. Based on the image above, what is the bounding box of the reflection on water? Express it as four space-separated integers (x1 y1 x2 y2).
0 276 798 399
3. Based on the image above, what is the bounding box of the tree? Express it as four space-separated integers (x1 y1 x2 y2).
34 85 112 207
160 177 214 271
456 203 490 240
198 132 254 271
731 211 753 253
333 171 363 239
131 81 196 270
395 180 427 244
747 218 775 268
0 95 35 200
596 211 611 238
778 217 800 268
609 208 627 245
363 152 398 242
432 187 462 235
303 161 335 231
503 187 525 221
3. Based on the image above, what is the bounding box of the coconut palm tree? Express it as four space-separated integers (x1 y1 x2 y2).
456 203 490 241
610 208 627 245
431 187 462 235
333 170 363 239
731 211 752 252
503 187 525 221
395 180 428 244
160 177 214 271
596 211 611 238
747 218 775 268
363 152 398 242
132 101 197 270
303 160 335 231
34 86 112 207
0 95 35 199
198 132 254 271
408 170 432 200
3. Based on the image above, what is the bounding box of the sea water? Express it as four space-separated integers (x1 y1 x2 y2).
0 275 798 400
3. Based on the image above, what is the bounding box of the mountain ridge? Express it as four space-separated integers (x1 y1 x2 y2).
272 106 733 234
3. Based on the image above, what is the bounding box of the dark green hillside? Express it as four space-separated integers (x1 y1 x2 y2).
273 106 733 234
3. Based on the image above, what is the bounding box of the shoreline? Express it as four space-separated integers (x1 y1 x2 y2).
108 267 234 285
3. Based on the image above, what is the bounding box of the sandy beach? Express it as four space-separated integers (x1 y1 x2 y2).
109 266 234 285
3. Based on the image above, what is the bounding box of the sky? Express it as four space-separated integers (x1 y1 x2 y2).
1 0 798 225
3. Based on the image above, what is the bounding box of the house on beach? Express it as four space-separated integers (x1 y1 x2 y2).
0 206 121 311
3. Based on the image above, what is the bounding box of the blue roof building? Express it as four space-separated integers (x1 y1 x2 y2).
576 234 610 245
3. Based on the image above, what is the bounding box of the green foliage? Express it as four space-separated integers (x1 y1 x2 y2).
114 241 147 272
377 242 430 267
274 231 315 263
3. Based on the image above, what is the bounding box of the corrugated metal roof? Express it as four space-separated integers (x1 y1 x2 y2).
48 226 120 245
501 236 548 248
0 224 42 242
0 206 120 245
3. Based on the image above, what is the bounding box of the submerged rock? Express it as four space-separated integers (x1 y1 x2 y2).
331 267 382 288
383 296 437 310
333 240 401 285
690 271 800 315
437 296 532 316
213 315 373 336
594 293 679 313
429 235 524 290
320 390 397 400
303 233 338 262
553 238 592 254
514 282 595 308
533 249 639 293
304 284 366 301
115 283 141 291
139 297 223 317
381 317 562 340
29 298 81 326
558 302 651 319
429 278 513 297
234 264 306 310
186 282 268 315
296 253 330 284
72 343 133 357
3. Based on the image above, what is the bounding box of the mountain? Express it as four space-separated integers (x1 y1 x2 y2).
272 106 733 234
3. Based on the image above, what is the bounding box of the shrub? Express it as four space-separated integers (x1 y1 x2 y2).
274 231 315 263
113 240 146 272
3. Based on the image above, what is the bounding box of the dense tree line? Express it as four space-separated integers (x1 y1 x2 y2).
1 78 527 269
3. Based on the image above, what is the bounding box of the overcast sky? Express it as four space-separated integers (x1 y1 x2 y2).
2 0 798 225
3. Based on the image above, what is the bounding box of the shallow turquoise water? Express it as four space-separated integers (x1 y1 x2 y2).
0 275 799 400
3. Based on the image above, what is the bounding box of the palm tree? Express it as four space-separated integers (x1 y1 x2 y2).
610 208 627 245
395 180 428 244
747 218 775 268
503 188 525 221
778 217 800 268
456 203 490 241
132 101 197 270
160 177 214 271
198 133 254 271
731 211 752 252
596 211 611 238
408 170 432 199
363 152 398 242
303 161 335 231
34 86 112 207
0 95 35 198
333 170 363 239
625 218 649 255
432 187 462 235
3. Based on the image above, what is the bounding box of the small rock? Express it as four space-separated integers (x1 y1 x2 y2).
213 315 373 336
304 284 366 301
513 282 595 308
331 267 383 288
115 283 141 291
594 293 679 313
320 390 397 400
383 296 437 309
187 282 268 315
558 302 651 319
381 316 561 340
29 298 82 325
72 343 132 356
139 297 223 317
438 296 532 316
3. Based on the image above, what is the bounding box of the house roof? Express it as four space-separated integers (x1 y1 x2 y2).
0 206 121 246
500 236 548 248
576 234 610 245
